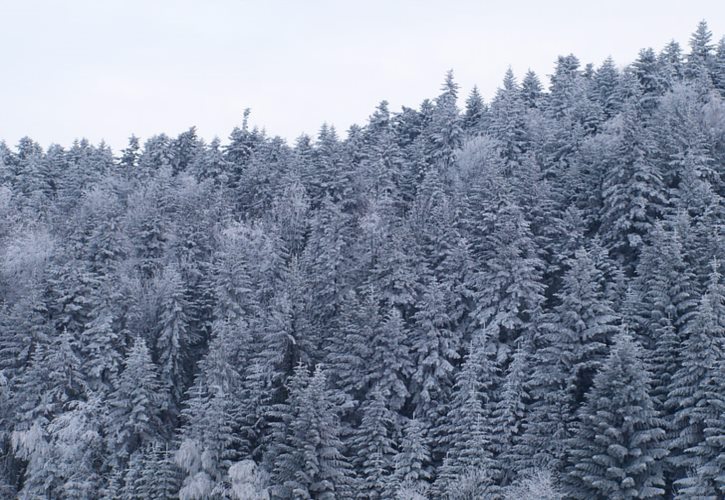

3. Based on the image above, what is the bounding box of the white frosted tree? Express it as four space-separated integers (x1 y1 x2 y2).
565 334 668 499
270 364 353 499
105 336 163 465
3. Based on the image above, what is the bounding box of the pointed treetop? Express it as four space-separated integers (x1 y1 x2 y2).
242 108 251 131
441 69 459 97
502 67 518 91
661 39 683 60
467 84 482 102
690 20 713 57
463 85 486 129
521 70 543 107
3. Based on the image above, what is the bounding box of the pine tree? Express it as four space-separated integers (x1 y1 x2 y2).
714 36 725 96
391 418 431 495
520 69 543 109
600 103 666 263
462 85 486 132
434 330 500 497
324 287 378 399
410 277 459 420
119 135 140 171
594 57 622 118
488 68 529 168
668 262 725 497
2 22 725 498
105 336 163 466
555 248 620 402
635 224 699 429
80 306 122 394
270 364 353 499
522 248 619 475
547 54 584 119
369 307 412 411
427 70 463 172
121 449 145 499
351 389 396 498
565 333 668 499
175 321 245 493
473 198 545 345
358 100 404 204
632 48 666 112
659 40 684 89
490 340 529 482
15 328 85 423
155 266 192 416
686 20 714 82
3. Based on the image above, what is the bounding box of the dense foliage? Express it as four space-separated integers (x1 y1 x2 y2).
1 21 724 499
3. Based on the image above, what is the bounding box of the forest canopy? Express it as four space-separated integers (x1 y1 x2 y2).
1 20 724 500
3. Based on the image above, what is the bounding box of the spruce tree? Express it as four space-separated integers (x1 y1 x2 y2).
270 364 353 499
668 262 725 497
686 20 715 81
490 340 530 482
391 418 431 495
351 389 396 499
410 277 459 421
155 266 192 417
434 331 500 497
105 336 163 466
462 85 486 132
520 69 543 109
565 333 668 499
523 248 619 475
600 102 666 263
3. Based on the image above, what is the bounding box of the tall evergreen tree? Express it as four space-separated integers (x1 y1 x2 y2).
667 261 725 497
462 85 486 132
351 389 396 499
391 418 431 496
565 333 668 499
270 364 353 499
105 337 163 466
600 103 666 263
434 330 500 497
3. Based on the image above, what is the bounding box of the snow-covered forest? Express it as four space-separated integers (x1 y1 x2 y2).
1 20 725 500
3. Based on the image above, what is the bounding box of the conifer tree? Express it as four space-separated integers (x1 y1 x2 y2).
391 418 431 495
106 336 163 465
155 266 192 416
473 198 545 345
600 103 666 263
565 333 668 499
1 20 725 497
463 85 486 132
520 69 544 109
270 364 353 499
427 71 463 171
686 20 715 81
714 36 725 95
410 277 459 421
488 68 529 168
490 340 530 482
434 331 500 497
659 40 684 88
667 261 725 497
594 57 622 118
633 48 666 112
522 248 619 475
351 389 396 499
369 307 412 411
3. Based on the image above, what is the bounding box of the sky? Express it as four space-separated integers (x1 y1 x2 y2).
1 0 724 152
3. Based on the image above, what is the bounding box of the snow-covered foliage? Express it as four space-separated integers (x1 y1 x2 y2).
0 21 724 499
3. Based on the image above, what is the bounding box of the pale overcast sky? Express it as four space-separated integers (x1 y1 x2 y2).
1 0 724 151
